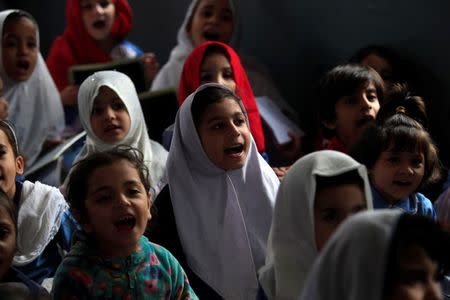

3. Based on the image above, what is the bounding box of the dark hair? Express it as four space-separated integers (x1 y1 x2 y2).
0 121 20 157
383 213 450 297
191 85 244 129
315 169 364 197
0 187 17 234
350 44 405 84
350 86 441 189
66 146 150 222
318 64 385 125
3 10 37 33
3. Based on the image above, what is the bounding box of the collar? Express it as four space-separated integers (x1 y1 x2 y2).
371 186 418 214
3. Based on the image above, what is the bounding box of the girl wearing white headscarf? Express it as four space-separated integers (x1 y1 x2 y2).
258 150 374 300
151 0 298 122
72 70 167 193
0 9 64 170
147 83 279 300
299 210 449 300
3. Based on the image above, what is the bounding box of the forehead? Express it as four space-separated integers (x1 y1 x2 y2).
202 52 231 67
93 86 121 105
197 0 231 9
0 205 14 227
3 16 37 36
201 97 242 117
315 184 366 207
87 159 141 188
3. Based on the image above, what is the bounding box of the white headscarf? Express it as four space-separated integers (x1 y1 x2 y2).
74 70 168 192
151 0 239 91
167 83 279 299
299 209 403 300
0 10 64 168
258 150 374 300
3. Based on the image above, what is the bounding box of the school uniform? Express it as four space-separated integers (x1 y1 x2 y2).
258 150 373 300
148 84 279 300
0 10 65 171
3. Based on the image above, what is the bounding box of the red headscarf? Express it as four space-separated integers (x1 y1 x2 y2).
179 41 266 152
46 0 132 91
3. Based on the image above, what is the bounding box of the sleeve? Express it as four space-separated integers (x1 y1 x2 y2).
51 263 92 300
417 193 438 220
55 210 80 254
165 249 199 300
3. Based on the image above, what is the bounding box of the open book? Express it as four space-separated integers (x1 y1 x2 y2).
23 131 87 177
138 88 179 144
256 96 304 145
69 57 147 93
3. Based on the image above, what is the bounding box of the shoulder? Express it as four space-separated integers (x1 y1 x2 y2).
415 193 437 218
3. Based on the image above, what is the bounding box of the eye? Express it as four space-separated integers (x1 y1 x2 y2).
91 106 103 116
27 40 37 49
4 38 17 48
81 2 93 10
211 122 225 130
343 96 357 105
94 193 112 204
200 72 212 83
201 8 214 18
234 117 246 127
321 209 339 222
411 156 424 168
99 0 110 8
223 69 234 79
0 227 11 240
387 156 401 165
111 100 126 111
367 93 378 102
221 11 233 22
127 187 141 197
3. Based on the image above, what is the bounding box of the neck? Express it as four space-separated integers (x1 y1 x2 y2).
96 239 138 258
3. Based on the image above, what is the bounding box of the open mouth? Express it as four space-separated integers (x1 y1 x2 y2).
393 180 412 187
114 215 136 231
355 116 374 128
93 20 106 29
17 60 29 72
203 31 220 41
224 144 244 155
104 124 121 133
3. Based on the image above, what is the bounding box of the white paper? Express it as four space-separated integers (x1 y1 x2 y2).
256 96 303 145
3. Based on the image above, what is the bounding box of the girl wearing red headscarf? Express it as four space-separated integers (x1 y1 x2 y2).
179 41 266 153
46 0 159 123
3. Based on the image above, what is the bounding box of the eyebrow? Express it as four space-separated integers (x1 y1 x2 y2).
365 87 377 94
206 112 244 125
0 221 12 228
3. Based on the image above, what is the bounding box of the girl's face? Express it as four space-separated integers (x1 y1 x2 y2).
0 205 16 280
90 86 131 144
82 159 151 257
200 52 236 92
197 97 250 171
314 184 366 251
188 0 234 46
387 245 443 300
324 82 380 148
81 0 116 42
0 130 23 200
371 150 425 204
2 16 38 82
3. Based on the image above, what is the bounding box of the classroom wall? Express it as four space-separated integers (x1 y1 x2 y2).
4 0 450 165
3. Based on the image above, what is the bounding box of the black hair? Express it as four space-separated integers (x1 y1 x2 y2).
191 85 244 129
315 169 365 197
383 213 450 297
66 146 150 223
3 10 37 34
0 120 20 157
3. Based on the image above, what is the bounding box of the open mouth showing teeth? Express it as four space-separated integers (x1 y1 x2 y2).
93 20 106 29
114 215 136 231
105 125 120 132
17 61 29 71
203 32 220 41
224 144 244 155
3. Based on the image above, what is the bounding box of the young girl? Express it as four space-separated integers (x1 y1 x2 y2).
68 70 168 195
0 188 49 298
317 64 384 153
147 83 279 299
52 147 198 299
300 210 449 300
351 84 440 219
0 10 65 173
46 0 159 126
258 150 373 300
0 120 73 284
152 0 298 123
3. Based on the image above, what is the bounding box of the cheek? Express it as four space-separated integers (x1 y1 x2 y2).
314 220 335 251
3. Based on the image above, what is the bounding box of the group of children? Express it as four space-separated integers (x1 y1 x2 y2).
0 0 449 299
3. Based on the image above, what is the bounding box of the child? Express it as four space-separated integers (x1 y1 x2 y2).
147 83 279 299
0 120 73 284
46 0 159 127
52 147 198 299
317 64 384 153
68 70 168 195
0 10 65 173
258 150 373 300
351 84 441 219
300 210 450 300
152 0 299 123
0 188 50 299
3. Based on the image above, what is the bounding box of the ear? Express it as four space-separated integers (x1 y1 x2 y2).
15 155 25 175
147 191 152 221
322 120 336 130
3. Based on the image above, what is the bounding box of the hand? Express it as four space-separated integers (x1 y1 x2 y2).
276 131 302 163
272 166 291 181
0 99 8 119
142 52 160 84
60 85 79 106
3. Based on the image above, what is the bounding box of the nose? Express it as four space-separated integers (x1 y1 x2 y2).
360 95 372 110
115 193 131 207
229 123 240 137
104 106 115 120
93 3 104 15
399 163 414 176
18 42 28 55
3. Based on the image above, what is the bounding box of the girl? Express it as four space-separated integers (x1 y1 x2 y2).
151 0 299 123
69 70 168 195
317 64 384 153
300 210 449 300
147 83 279 299
0 188 49 298
46 0 159 127
52 147 198 299
0 10 65 174
0 120 73 284
258 150 373 300
351 84 440 219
